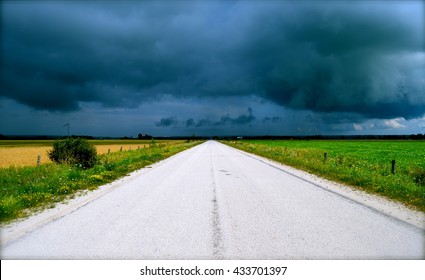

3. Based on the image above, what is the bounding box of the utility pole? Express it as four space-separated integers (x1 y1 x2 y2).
64 123 70 138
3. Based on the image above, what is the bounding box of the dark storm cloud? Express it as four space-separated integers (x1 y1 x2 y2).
185 118 195 128
263 116 281 124
1 1 424 119
156 117 178 127
180 108 256 129
185 118 211 128
214 107 255 126
237 2 424 119
195 119 211 128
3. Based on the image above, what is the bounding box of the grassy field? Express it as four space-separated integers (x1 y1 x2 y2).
0 139 177 167
0 140 202 223
224 140 425 212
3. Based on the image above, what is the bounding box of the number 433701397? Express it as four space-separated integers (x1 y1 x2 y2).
232 266 287 276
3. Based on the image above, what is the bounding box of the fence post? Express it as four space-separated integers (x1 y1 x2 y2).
120 146 123 152
37 155 41 166
391 160 396 174
138 146 140 150
324 152 327 162
108 148 110 154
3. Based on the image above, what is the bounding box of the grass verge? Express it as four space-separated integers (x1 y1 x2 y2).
223 140 425 212
0 141 202 223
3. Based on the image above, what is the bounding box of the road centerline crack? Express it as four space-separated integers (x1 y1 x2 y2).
210 145 224 259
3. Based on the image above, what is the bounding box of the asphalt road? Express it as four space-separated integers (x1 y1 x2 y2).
1 141 424 259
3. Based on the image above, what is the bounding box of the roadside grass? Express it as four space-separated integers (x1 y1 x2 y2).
0 141 202 223
223 140 425 212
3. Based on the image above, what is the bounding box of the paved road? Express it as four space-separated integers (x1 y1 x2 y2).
1 141 424 259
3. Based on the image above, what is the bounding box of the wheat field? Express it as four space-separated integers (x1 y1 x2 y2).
0 142 150 168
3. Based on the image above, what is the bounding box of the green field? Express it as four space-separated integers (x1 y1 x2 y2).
224 140 425 212
0 140 202 223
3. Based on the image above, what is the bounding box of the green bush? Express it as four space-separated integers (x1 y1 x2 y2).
48 138 97 169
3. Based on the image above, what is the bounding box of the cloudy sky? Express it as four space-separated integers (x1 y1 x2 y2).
1 0 424 137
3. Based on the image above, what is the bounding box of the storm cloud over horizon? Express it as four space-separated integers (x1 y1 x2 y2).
1 1 424 136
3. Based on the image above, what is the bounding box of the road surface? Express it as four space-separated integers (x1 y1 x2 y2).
1 141 424 259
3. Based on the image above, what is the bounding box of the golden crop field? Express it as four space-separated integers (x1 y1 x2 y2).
0 146 52 167
0 140 154 168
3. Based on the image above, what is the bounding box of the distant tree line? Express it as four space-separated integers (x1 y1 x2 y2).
1 133 424 141
137 134 153 140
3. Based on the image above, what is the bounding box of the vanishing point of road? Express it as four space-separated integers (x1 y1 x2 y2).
1 141 424 259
